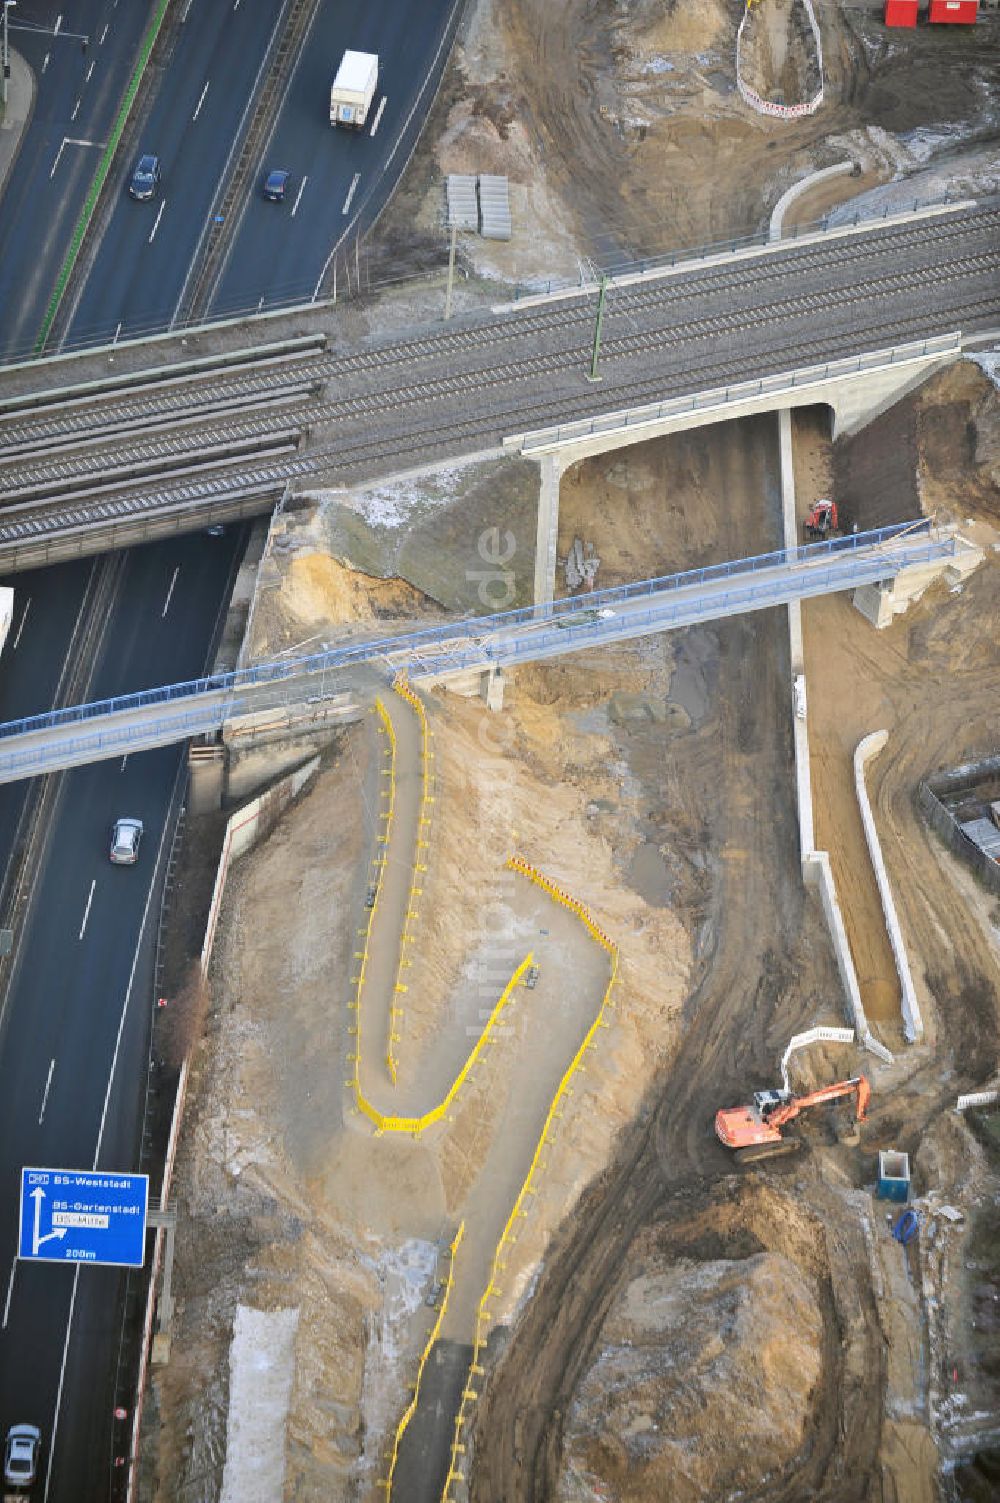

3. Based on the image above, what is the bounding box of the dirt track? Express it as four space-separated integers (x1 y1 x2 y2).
467 597 888 1501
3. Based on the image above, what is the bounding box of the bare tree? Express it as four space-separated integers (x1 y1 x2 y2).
158 963 211 1072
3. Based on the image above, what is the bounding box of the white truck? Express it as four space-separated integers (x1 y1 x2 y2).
330 50 378 129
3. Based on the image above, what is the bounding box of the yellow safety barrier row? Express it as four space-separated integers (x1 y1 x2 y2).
440 858 620 1502
386 673 436 1085
347 700 397 1115
381 1221 466 1497
352 953 535 1136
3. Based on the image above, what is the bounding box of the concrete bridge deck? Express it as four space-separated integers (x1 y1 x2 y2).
0 202 997 570
0 523 959 783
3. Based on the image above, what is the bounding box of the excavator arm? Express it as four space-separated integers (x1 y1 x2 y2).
767 1074 870 1129
716 1074 870 1152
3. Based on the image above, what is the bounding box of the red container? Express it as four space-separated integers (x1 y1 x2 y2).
928 0 979 21
884 0 919 24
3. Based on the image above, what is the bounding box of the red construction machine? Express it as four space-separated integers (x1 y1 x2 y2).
804 498 839 540
716 1075 871 1162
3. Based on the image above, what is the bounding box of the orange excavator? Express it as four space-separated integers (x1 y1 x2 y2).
716 1075 871 1161
804 498 839 540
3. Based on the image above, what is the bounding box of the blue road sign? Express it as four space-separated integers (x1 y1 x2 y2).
18 1168 149 1268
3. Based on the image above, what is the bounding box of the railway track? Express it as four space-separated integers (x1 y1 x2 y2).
2 259 997 512
1 203 997 466
0 204 996 560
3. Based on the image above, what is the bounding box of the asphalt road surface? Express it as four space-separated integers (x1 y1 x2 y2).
0 527 244 1503
67 0 288 346
0 0 151 361
210 0 464 315
69 0 463 344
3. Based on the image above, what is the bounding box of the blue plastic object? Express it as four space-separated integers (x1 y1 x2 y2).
892 1209 919 1245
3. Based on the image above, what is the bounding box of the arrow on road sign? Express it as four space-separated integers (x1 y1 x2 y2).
30 1187 67 1257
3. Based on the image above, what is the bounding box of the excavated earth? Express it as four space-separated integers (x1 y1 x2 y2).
144 1 1000 1500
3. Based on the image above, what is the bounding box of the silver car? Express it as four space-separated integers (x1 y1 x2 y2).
4 1424 41 1488
110 817 144 865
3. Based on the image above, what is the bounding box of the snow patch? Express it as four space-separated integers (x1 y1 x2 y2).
317 457 495 534
219 1306 300 1503
972 350 1000 393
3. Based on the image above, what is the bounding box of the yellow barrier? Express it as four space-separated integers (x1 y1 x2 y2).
440 858 619 1501
386 673 436 1085
353 952 535 1135
381 1221 466 1498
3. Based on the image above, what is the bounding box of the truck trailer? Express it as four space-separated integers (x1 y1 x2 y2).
330 50 378 128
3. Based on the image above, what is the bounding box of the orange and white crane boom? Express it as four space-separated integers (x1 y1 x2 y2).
715 1075 871 1151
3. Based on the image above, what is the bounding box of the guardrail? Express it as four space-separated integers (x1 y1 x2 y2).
0 522 942 742
507 335 962 454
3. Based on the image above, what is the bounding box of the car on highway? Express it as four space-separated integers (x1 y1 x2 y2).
128 154 161 201
109 817 144 865
4 1424 41 1489
262 169 290 203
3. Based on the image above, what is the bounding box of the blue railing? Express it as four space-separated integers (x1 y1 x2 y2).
0 521 937 745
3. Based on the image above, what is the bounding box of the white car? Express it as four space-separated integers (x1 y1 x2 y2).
110 817 144 865
4 1424 41 1488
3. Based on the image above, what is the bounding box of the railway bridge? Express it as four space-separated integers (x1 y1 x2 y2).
0 199 997 591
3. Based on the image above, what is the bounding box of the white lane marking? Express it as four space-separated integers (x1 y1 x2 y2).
85 60 94 81
41 53 50 74
113 320 122 345
121 755 128 772
233 0 241 8
54 15 62 36
291 175 308 217
38 1059 56 1124
50 136 102 179
43 1266 80 1503
370 96 387 137
71 97 81 122
1 1261 15 1330
99 23 109 45
149 200 166 244
78 878 96 940
12 598 30 650
341 172 360 216
193 81 209 120
161 565 180 617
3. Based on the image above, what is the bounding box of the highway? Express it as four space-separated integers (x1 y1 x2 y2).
210 0 466 316
0 528 244 1501
0 2 466 1495
66 0 292 346
0 0 151 361
67 0 463 344
0 202 998 568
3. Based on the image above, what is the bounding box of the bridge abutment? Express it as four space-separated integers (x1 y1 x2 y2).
532 452 566 606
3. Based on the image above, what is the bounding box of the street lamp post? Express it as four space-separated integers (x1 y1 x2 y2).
1 3 16 112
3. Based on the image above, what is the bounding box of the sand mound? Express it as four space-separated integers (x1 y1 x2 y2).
557 1251 822 1503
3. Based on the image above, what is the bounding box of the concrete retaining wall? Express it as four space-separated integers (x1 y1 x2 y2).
854 731 924 1042
128 755 321 1502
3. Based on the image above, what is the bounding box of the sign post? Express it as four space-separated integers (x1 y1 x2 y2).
18 1168 149 1268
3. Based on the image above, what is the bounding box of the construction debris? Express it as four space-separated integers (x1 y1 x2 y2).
564 537 600 592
